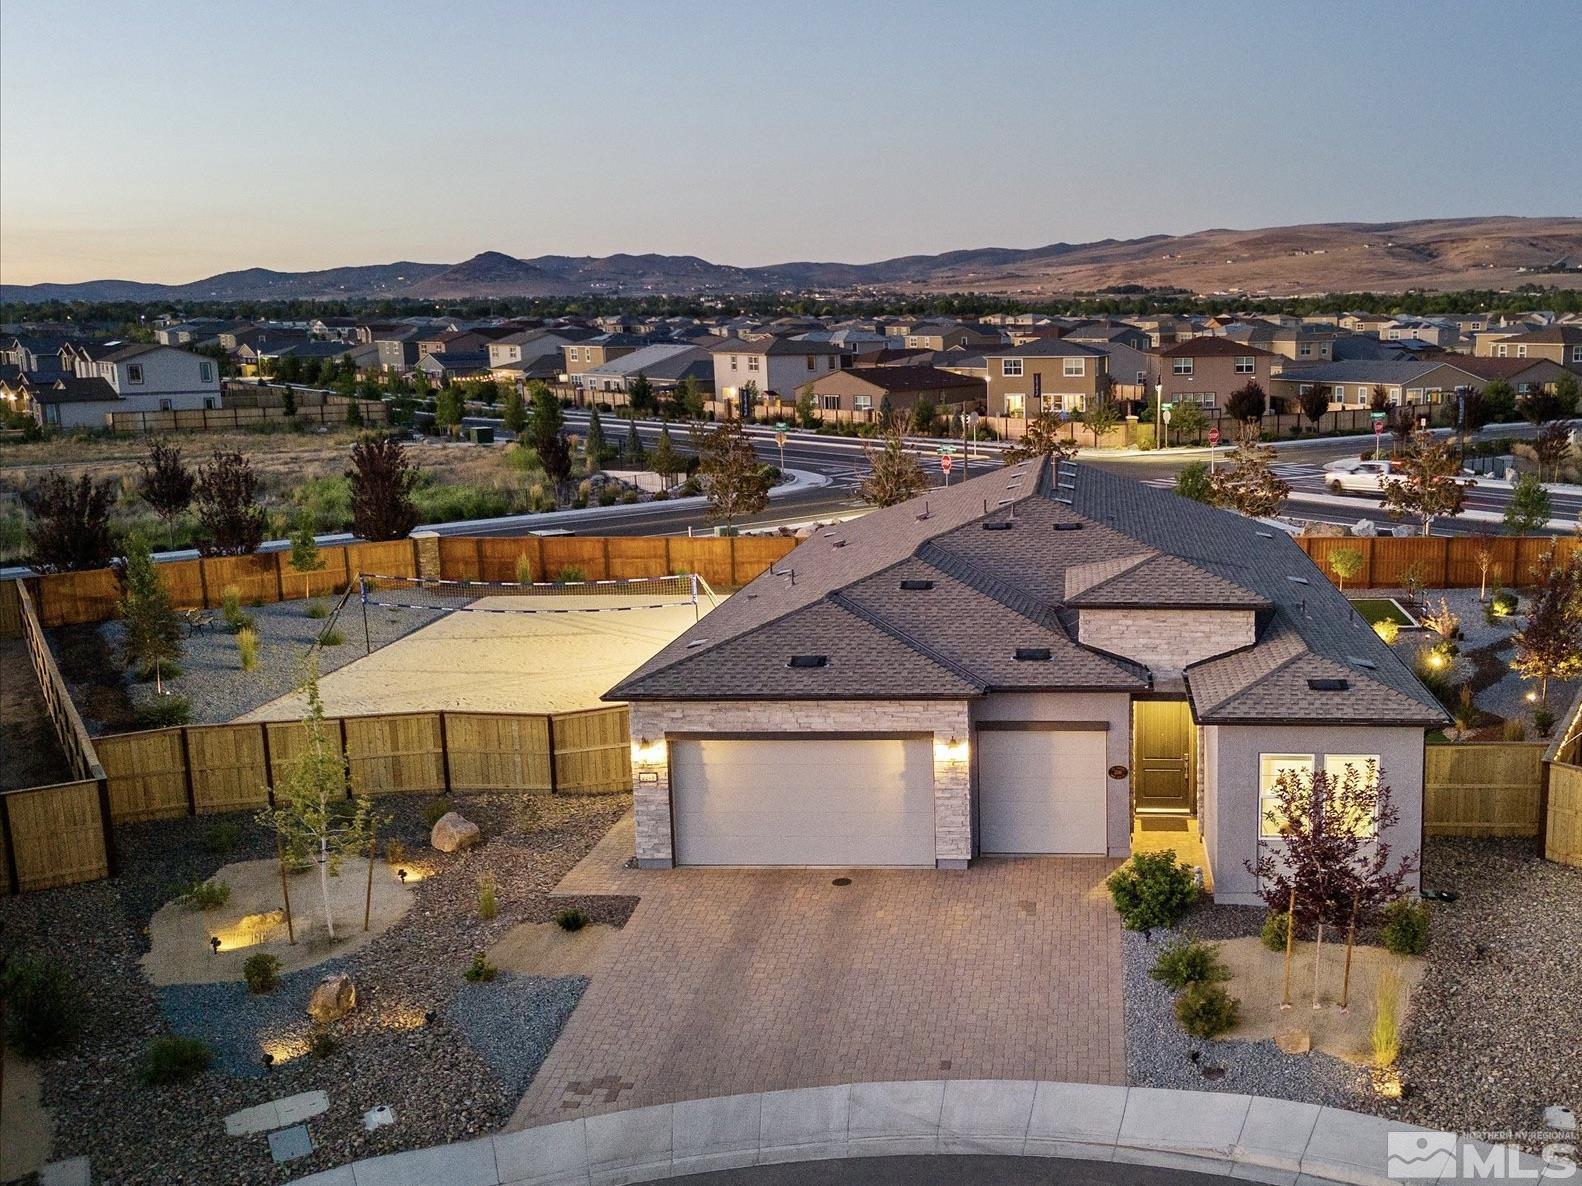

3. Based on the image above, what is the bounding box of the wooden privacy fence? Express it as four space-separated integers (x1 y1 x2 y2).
4 706 631 895
1423 742 1545 838
1 534 797 634
1296 534 1575 590
1538 685 1582 869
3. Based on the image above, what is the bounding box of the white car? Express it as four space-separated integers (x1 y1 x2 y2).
1322 457 1472 496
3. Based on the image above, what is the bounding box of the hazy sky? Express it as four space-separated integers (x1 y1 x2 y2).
3 0 1579 286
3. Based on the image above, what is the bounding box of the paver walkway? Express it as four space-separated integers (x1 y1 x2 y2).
510 814 1126 1129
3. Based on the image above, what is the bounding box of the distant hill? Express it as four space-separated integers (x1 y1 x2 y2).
4 217 1579 304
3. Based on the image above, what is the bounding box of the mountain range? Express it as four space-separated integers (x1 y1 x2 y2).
3 217 1579 304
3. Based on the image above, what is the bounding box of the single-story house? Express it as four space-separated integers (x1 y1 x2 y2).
607 459 1445 904
802 365 985 416
578 343 715 397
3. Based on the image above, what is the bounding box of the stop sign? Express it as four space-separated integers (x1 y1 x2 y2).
941 455 953 475
1208 427 1220 445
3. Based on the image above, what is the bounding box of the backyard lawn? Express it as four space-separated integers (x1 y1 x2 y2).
1348 596 1418 628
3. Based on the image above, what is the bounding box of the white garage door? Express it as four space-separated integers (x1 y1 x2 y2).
670 737 935 866
978 728 1108 854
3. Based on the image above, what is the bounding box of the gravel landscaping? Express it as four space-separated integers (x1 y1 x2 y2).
1123 838 1581 1146
95 595 447 728
3 789 634 1185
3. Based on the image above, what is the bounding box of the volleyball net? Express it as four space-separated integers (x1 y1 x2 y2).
356 572 715 616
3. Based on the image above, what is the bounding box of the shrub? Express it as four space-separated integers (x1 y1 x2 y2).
318 627 344 647
1173 981 1240 1039
237 626 259 671
1150 938 1229 990
202 821 243 854
555 908 589 932
1372 618 1400 645
142 1035 213 1085
477 874 498 920
464 952 498 983
1380 898 1430 956
1370 966 1403 1068
135 695 191 728
1533 705 1557 737
1 956 83 1057
423 797 451 828
1105 850 1198 931
309 1029 339 1058
134 658 182 683
1484 588 1517 624
557 565 586 583
306 600 329 619
514 553 534 585
220 585 253 633
243 953 281 994
1502 717 1528 741
385 838 407 867
1260 911 1291 952
175 878 231 911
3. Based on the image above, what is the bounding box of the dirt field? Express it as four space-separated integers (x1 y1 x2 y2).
0 637 70 789
235 591 713 720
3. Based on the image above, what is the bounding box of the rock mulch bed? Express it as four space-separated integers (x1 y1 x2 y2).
450 974 590 1097
1123 838 1581 1145
4 790 633 1185
96 595 446 727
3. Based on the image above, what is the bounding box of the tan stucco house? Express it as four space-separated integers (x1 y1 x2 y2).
607 461 1444 905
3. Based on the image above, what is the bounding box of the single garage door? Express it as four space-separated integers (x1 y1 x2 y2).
670 736 935 866
978 728 1108 854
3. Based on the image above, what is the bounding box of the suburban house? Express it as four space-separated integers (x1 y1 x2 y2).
709 336 847 410
1448 356 1573 394
607 460 1444 904
415 350 490 382
578 343 714 398
981 339 1110 417
1152 338 1281 410
13 343 220 428
1267 359 1490 410
1483 325 1582 370
802 365 984 417
1064 320 1154 352
899 320 1007 352
1218 321 1336 363
562 333 647 386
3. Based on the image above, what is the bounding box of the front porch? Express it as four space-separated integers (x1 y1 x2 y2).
1130 697 1213 890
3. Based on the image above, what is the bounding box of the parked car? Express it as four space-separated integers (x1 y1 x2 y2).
1321 457 1472 496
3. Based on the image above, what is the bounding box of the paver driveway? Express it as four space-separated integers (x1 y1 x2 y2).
510 814 1126 1128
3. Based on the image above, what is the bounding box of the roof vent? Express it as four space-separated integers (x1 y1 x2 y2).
1347 656 1378 670
831 539 847 548
1014 647 1053 661
787 655 829 669
1307 677 1348 691
899 579 934 591
1256 530 1275 539
685 639 710 648
1286 575 1310 585
982 520 1013 531
1053 522 1083 532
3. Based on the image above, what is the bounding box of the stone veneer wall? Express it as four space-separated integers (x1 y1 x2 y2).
628 699 972 868
1076 608 1256 673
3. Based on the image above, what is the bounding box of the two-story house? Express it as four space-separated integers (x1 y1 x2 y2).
1151 339 1281 410
981 339 1109 418
22 343 221 428
709 337 846 412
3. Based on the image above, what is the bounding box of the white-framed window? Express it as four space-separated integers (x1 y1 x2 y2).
1388 330 1401 340
127 364 144 384
1005 393 1026 417
854 394 872 411
569 347 581 363
805 355 815 370
1039 393 1057 414
729 354 739 371
203 397 216 410
1234 355 1255 374
1298 342 1313 357
1355 387 1368 406
1258 753 1314 837
827 355 837 369
1322 753 1380 837
1572 345 1582 363
1063 358 1085 377
1001 358 1024 377
1061 393 1086 413
819 394 839 411
158 398 173 411
1496 344 1508 357
748 355 761 372
199 362 214 382
1517 345 1527 358
1173 358 1193 376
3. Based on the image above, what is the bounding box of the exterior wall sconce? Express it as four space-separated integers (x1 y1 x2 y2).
632 736 665 766
936 735 969 764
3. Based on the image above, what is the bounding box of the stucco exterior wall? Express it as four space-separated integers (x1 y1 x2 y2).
628 699 972 869
969 690 1134 857
1077 608 1256 673
1205 723 1425 905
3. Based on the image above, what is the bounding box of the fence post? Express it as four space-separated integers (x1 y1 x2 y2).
438 712 453 795
1440 536 1451 588
338 718 351 798
274 553 287 603
259 722 275 807
180 726 198 814
0 795 19 894
545 713 559 795
197 557 211 609
601 538 612 581
96 777 118 877
341 543 353 592
1537 760 1552 861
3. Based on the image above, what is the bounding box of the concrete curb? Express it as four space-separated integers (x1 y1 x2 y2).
287 1080 1559 1185
1281 487 1578 532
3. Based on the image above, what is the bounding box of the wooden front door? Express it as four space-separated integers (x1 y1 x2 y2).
1133 700 1195 813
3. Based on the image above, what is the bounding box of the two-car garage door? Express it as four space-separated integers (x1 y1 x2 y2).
670 737 935 866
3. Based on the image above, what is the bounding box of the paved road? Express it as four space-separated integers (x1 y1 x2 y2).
670 1155 1239 1185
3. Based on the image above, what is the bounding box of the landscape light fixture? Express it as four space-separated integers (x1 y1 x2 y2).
263 1052 275 1070
397 868 408 884
424 1010 437 1026
210 936 221 955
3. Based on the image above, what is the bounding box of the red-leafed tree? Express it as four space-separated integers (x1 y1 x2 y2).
194 451 266 556
346 437 419 541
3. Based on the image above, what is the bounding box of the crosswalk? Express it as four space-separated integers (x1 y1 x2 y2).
1143 461 1326 490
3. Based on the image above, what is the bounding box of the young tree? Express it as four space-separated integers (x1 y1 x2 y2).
528 383 573 489
255 664 376 940
194 451 266 556
859 420 930 508
1521 381 1575 428
1503 472 1553 535
346 437 419 540
1369 384 1391 412
1531 419 1573 482
912 395 937 437
737 380 759 422
1002 414 1078 465
671 374 706 423
23 474 117 573
1224 381 1267 425
433 384 465 435
1079 395 1122 447
627 372 656 416
1510 548 1582 704
118 533 182 693
1328 547 1364 592
1479 379 1517 423
345 397 364 428
281 385 298 417
1167 399 1208 445
696 419 770 527
1173 460 1213 503
649 424 682 489
795 383 820 430
501 385 528 435
624 413 644 464
138 439 195 549
1380 432 1472 536
289 515 325 599
1298 384 1331 430
1208 430 1289 517
584 407 607 471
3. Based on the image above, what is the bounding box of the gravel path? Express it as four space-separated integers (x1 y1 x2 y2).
5 790 633 1185
99 596 446 727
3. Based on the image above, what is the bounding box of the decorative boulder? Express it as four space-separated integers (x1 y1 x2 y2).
307 973 357 1023
431 811 481 853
